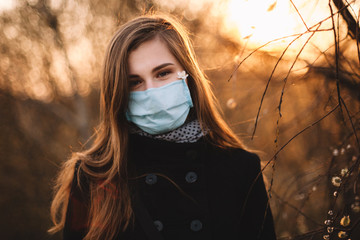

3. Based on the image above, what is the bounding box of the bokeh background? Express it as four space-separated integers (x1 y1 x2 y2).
0 0 359 239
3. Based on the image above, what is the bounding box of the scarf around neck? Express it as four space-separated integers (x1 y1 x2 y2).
129 119 207 143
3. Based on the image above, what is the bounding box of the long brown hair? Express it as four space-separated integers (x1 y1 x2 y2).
49 13 245 240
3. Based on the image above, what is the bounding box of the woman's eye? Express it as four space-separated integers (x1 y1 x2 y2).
157 71 171 78
129 80 142 88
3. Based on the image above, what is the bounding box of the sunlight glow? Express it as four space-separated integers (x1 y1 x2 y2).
226 0 302 48
0 0 17 12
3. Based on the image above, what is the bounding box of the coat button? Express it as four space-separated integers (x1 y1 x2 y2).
153 220 163 231
185 171 198 183
190 219 202 232
145 173 157 185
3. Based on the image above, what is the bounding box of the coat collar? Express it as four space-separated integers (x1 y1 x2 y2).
128 133 209 164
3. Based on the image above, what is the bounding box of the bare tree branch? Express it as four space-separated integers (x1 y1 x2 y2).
332 0 360 41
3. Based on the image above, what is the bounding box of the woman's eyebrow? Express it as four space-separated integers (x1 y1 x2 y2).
128 63 174 78
128 74 139 79
152 63 174 73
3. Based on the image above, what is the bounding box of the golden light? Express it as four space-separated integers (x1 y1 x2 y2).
225 0 304 49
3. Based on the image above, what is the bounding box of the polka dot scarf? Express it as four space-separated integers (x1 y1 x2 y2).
130 119 207 143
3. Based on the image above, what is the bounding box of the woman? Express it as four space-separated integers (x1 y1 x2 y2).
49 14 277 240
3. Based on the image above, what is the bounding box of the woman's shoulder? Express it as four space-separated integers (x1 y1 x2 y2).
207 143 262 176
209 142 260 161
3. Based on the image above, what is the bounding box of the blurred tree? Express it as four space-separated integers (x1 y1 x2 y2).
0 0 153 239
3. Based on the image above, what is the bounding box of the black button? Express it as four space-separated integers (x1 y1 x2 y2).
190 219 202 232
185 172 198 183
145 173 157 185
153 220 163 231
186 150 198 160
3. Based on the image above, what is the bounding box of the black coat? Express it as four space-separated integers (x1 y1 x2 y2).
64 134 277 240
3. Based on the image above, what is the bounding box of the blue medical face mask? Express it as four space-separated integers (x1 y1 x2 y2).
126 74 193 135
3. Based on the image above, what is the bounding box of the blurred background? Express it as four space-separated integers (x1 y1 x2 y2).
0 0 359 239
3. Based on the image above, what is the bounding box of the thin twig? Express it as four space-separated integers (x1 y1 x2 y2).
271 191 322 227
227 33 303 82
261 104 340 172
230 1 354 139
278 25 320 119
265 25 322 204
242 104 340 230
251 33 304 139
329 0 344 117
290 0 309 31
227 0 353 83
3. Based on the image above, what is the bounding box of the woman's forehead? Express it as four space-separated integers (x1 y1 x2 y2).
128 37 180 74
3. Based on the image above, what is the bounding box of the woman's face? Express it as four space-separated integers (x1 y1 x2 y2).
127 37 185 92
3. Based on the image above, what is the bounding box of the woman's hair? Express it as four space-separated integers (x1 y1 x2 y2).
49 13 245 240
